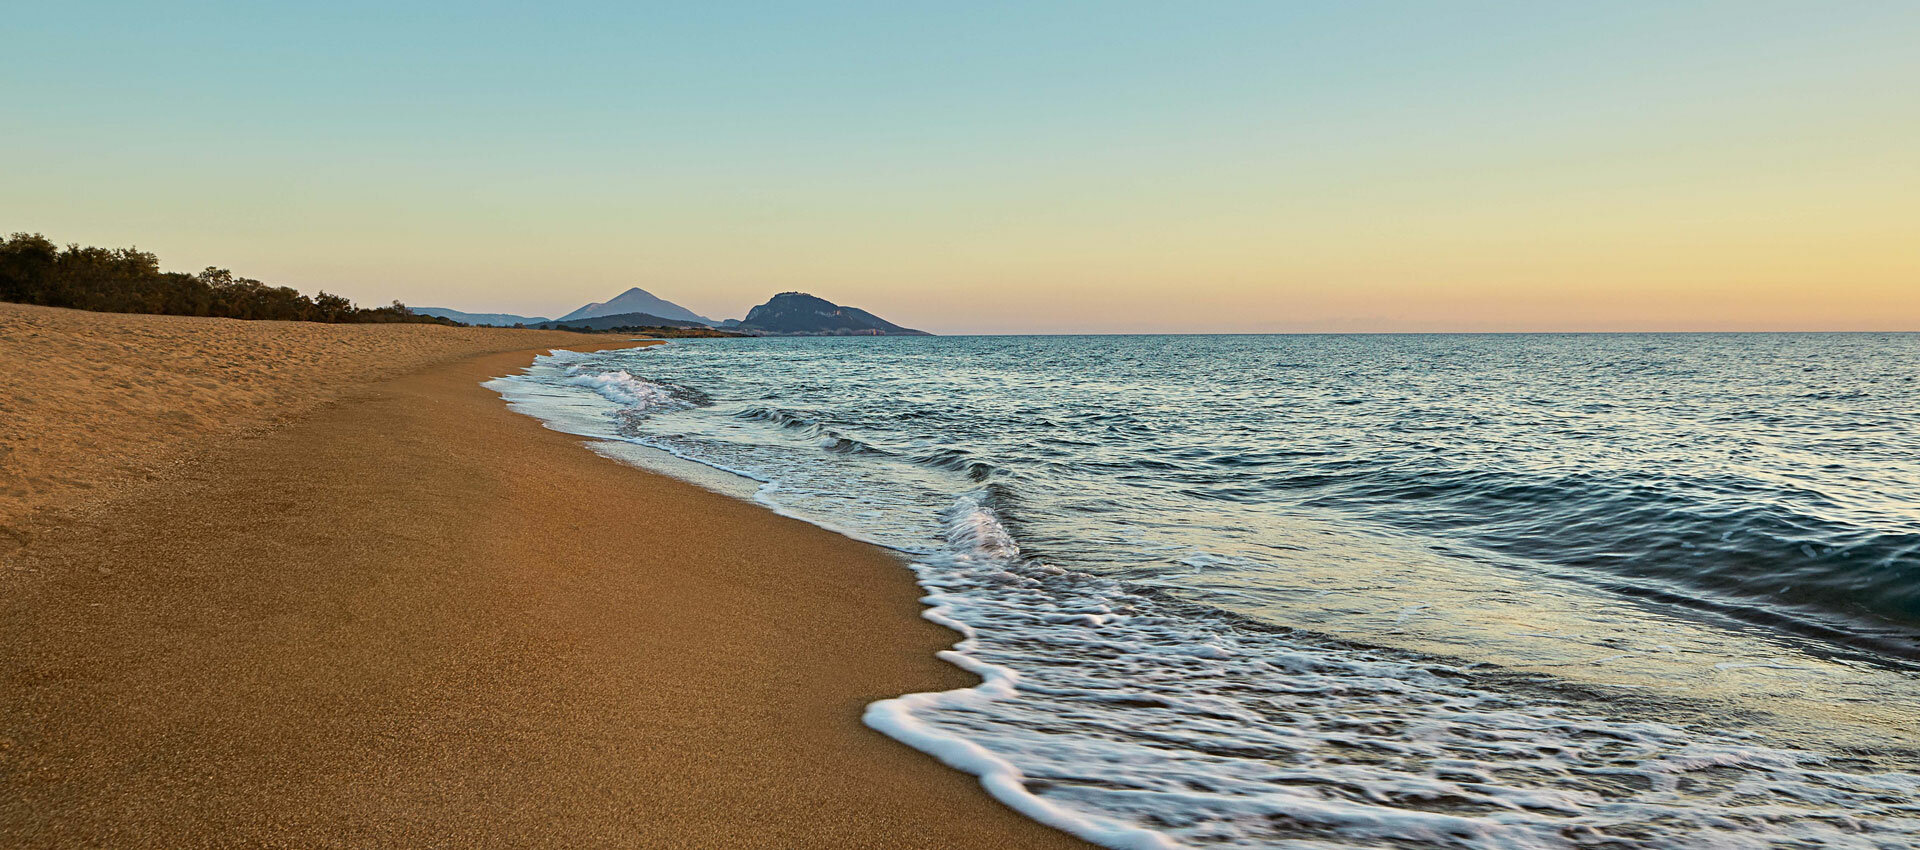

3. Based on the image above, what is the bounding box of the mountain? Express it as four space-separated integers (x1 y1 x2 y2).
558 287 710 324
734 292 930 336
413 307 551 326
533 311 712 331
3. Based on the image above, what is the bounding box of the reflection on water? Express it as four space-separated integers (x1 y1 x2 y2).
1149 504 1918 751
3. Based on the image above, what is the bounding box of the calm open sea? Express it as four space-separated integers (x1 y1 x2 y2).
491 333 1920 848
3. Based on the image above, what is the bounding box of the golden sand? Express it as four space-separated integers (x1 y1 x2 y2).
0 305 1083 847
0 302 593 552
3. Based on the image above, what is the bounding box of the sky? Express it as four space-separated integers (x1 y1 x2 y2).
4 1 1917 333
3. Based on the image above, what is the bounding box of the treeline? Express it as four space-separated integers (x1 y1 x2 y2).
0 232 457 325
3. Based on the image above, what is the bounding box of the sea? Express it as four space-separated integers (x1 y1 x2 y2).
487 333 1920 849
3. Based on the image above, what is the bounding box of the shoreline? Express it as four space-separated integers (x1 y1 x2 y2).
0 308 1086 847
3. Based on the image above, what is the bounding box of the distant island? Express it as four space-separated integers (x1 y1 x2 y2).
725 292 930 336
422 288 931 337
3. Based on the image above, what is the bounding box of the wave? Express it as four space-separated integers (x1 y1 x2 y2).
864 489 1920 848
560 369 685 411
736 405 819 431
1272 464 1920 661
907 447 1003 483
734 406 892 456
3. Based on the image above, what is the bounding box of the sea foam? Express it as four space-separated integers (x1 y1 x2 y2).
854 488 1920 848
559 368 684 412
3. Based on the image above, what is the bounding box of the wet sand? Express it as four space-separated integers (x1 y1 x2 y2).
0 305 1084 847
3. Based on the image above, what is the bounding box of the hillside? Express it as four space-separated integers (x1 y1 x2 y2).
735 292 929 336
413 307 551 327
533 311 711 331
557 287 711 324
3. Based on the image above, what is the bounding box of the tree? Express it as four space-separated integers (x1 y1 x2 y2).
0 234 464 326
0 233 58 303
313 292 353 323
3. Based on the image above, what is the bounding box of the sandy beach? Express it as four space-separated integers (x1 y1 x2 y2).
0 304 1083 847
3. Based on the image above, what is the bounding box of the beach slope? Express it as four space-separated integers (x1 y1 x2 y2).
0 305 1083 848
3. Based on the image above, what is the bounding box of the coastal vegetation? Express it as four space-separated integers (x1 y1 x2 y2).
0 232 455 325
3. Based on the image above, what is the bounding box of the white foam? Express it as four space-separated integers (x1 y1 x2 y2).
872 502 1920 846
559 368 684 412
865 498 1184 850
866 684 1182 850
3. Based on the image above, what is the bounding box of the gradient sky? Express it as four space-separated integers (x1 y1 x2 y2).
5 1 1917 333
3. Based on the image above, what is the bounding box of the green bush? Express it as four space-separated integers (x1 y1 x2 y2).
0 232 460 326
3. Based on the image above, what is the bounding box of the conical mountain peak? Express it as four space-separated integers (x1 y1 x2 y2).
557 286 710 324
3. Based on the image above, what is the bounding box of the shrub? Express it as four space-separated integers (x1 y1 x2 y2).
0 233 460 326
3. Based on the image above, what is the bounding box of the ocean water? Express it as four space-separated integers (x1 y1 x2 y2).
488 334 1920 848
